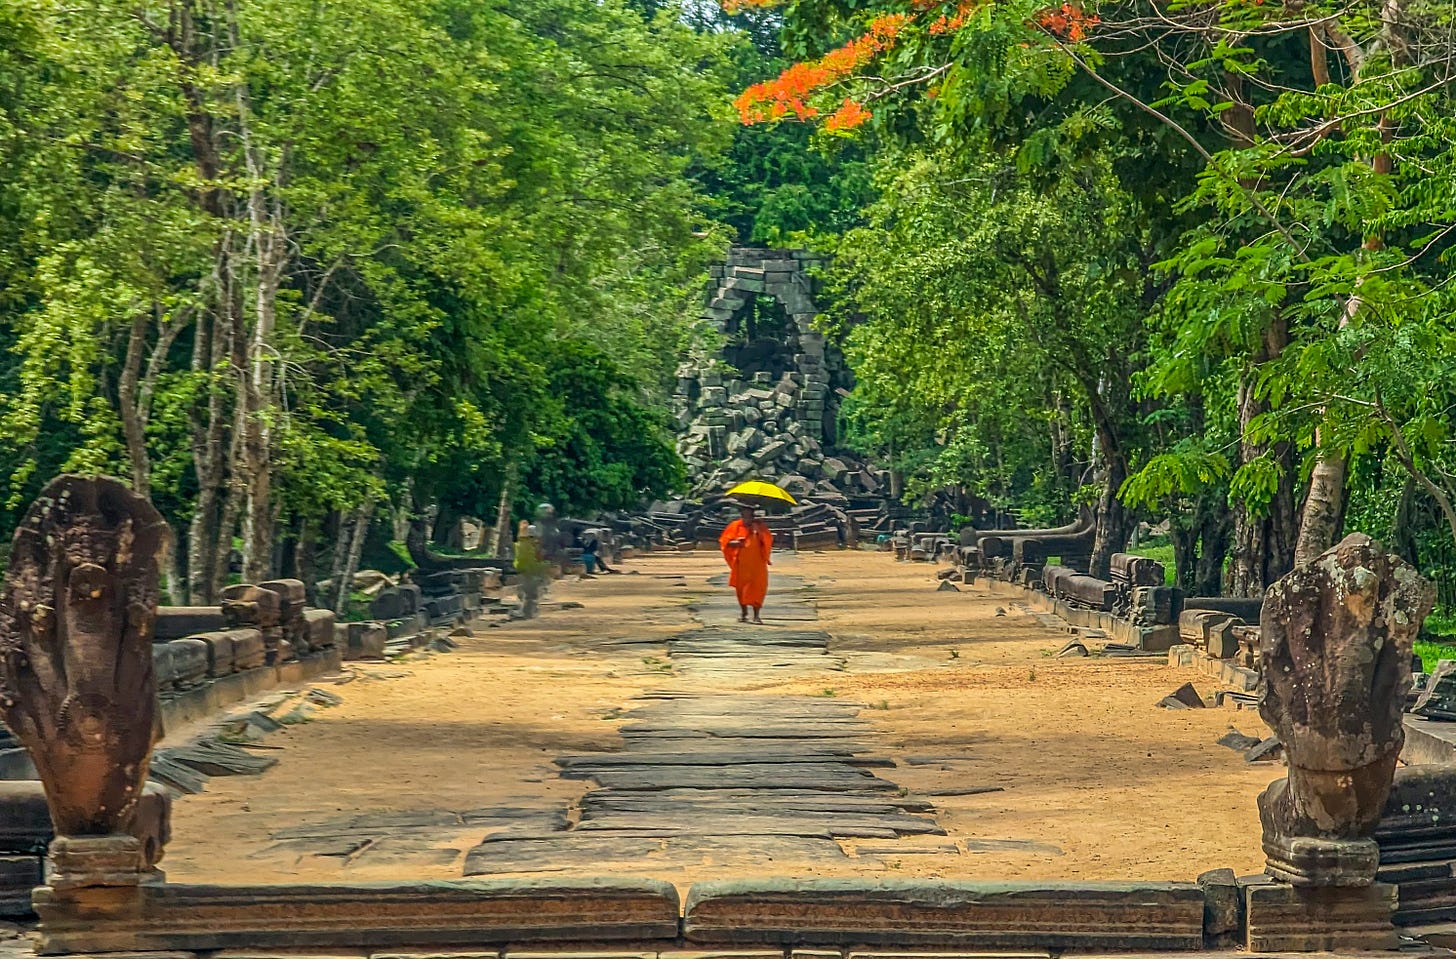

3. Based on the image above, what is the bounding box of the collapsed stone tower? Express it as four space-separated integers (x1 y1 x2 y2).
674 248 877 501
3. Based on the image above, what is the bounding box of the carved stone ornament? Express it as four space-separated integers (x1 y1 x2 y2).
1258 533 1434 886
0 475 169 839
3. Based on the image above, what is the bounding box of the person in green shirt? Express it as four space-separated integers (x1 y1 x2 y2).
514 522 550 619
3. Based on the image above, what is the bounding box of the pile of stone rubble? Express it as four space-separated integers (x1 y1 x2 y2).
673 369 889 505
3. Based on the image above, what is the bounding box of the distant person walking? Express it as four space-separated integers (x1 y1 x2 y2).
514 521 549 619
719 502 773 624
581 532 615 575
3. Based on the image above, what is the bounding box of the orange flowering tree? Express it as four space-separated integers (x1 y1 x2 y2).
725 0 1101 136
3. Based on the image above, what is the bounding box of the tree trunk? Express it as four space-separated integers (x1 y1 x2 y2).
213 406 246 593
1084 379 1131 580
1089 452 1131 580
188 288 234 604
1391 476 1419 565
1295 451 1347 567
1170 522 1198 591
335 502 373 616
1229 319 1297 594
161 524 186 606
327 510 351 611
433 505 460 550
118 311 151 495
240 201 283 583
491 469 516 558
1195 508 1232 596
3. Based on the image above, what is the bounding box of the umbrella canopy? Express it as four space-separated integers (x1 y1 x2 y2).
725 480 797 513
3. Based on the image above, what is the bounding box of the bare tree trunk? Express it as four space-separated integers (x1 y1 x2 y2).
335 502 374 616
1081 372 1131 580
161 525 186 605
293 520 318 605
1089 444 1131 580
239 144 284 583
327 509 352 610
490 466 516 558
213 391 247 593
118 311 151 494
1295 452 1347 566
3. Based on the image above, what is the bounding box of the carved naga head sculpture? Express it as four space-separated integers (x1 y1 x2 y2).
1258 533 1433 885
0 475 169 836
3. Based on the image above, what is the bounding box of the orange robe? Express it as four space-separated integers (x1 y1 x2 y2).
719 518 773 608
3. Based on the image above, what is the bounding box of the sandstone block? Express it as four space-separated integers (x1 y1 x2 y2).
167 638 210 689
682 879 1204 950
1243 879 1397 951
304 610 337 650
230 629 267 671
221 584 283 630
153 607 227 641
34 877 682 954
345 622 388 661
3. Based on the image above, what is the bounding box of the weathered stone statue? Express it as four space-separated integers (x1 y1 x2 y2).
0 475 169 885
1258 532 1433 886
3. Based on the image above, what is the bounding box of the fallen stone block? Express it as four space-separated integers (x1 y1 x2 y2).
164 740 277 777
371 584 424 621
1215 730 1262 753
1206 620 1240 659
1130 585 1180 626
152 643 178 692
1159 682 1206 709
148 755 208 794
345 622 389 661
1244 736 1283 763
1178 608 1237 647
681 879 1205 950
1414 659 1456 720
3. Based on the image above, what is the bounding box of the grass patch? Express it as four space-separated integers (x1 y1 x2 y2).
1416 640 1456 671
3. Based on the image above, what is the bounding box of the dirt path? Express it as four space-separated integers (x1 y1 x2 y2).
162 549 1273 886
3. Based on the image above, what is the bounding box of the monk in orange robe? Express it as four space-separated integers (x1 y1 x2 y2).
719 503 774 623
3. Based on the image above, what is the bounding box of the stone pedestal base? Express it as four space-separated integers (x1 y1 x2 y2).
46 834 148 891
1244 878 1398 951
1263 833 1381 886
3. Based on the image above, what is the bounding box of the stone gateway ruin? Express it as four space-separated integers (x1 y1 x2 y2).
673 248 882 503
2 474 1454 955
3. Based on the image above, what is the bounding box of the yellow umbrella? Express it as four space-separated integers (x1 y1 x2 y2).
725 480 798 513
